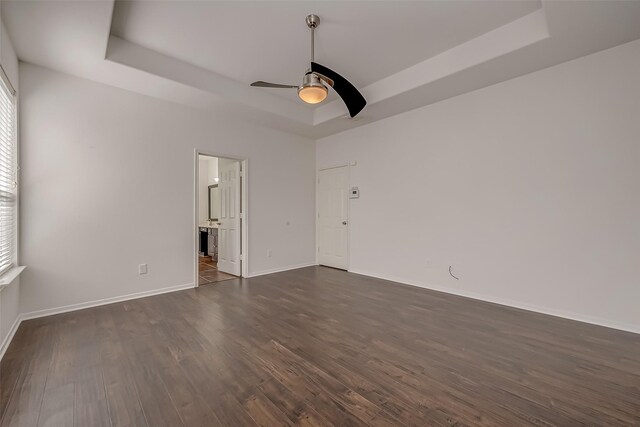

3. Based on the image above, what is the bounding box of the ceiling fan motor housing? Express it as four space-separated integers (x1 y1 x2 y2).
298 72 328 104
301 72 325 89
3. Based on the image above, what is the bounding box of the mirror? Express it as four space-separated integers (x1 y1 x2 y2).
208 184 220 221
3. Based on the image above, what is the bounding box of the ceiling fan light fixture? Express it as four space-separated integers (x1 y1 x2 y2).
298 85 327 104
250 14 366 117
298 73 328 104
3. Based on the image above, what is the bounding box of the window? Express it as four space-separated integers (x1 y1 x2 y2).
0 67 17 276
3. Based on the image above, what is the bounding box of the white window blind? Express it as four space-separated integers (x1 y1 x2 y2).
0 69 17 276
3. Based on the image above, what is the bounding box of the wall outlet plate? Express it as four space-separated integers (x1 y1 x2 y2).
350 187 359 199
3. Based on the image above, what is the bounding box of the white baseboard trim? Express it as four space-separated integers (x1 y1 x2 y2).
0 313 23 361
348 268 640 335
247 262 317 278
1 281 195 361
20 282 195 322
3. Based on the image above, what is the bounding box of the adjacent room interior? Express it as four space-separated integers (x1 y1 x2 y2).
0 1 639 426
197 154 242 285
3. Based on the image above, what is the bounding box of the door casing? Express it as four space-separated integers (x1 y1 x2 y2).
194 150 248 285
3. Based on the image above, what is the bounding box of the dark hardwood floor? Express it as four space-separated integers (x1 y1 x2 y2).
1 266 639 426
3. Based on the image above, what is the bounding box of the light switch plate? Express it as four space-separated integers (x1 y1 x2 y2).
138 264 148 275
350 187 359 199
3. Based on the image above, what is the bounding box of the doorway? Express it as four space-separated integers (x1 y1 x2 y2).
195 153 247 286
317 165 349 270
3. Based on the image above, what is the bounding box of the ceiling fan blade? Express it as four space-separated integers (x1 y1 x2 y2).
250 81 298 89
311 62 366 118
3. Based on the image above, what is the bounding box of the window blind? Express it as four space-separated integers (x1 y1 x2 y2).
0 69 17 276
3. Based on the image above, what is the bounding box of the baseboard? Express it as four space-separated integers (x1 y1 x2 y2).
247 262 317 278
20 282 195 322
0 313 22 361
348 268 640 335
2 265 321 359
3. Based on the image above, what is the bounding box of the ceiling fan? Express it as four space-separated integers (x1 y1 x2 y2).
250 14 366 118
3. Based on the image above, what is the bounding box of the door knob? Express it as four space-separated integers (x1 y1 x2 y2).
342 221 348 225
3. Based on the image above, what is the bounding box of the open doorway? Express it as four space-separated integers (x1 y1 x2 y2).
196 153 247 285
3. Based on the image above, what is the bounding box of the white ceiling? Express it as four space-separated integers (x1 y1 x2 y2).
110 1 540 104
3 1 640 138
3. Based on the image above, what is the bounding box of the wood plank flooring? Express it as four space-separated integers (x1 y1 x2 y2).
199 256 237 285
1 266 639 426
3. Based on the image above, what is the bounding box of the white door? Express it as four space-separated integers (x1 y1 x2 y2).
218 159 241 276
318 166 349 270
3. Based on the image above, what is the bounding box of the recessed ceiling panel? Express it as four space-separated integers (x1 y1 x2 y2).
111 1 541 103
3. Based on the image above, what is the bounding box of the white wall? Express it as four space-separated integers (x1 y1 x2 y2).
0 15 20 356
19 63 316 315
317 39 640 333
0 17 17 86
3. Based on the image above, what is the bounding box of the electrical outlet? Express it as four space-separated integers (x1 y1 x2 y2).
267 249 272 257
138 264 148 275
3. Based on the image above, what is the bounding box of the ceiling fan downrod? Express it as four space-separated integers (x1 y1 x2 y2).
305 14 320 64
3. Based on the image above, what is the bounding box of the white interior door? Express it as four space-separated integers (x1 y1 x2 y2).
318 166 349 270
217 159 241 276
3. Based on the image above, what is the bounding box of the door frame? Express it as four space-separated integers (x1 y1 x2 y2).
194 150 249 285
316 163 351 270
